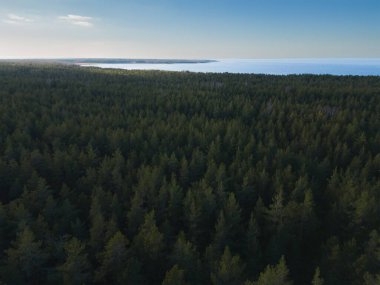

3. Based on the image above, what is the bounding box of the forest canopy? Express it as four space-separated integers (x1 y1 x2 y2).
0 63 379 284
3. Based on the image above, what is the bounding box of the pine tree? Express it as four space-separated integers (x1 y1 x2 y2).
133 211 165 283
245 213 262 278
179 157 190 188
311 267 324 285
134 211 164 259
95 231 129 284
211 246 245 285
184 185 216 249
254 256 292 285
58 237 90 285
267 188 285 229
6 227 47 283
162 265 187 285
363 272 380 285
213 193 242 252
170 232 200 283
254 197 267 230
127 190 146 236
89 207 106 252
167 177 184 233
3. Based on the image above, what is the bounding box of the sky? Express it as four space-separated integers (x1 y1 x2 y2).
0 0 379 59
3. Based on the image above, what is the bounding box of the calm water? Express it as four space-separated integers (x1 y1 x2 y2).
81 58 380 76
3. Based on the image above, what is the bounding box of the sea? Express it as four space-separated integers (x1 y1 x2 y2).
80 58 380 76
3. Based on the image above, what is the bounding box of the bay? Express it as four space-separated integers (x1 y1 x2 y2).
81 58 380 76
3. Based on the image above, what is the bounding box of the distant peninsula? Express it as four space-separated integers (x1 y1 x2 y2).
70 58 217 64
57 58 217 65
0 58 217 65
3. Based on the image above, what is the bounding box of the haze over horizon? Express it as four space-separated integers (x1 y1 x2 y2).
1 0 380 59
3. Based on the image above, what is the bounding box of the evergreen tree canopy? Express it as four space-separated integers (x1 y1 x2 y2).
0 63 379 284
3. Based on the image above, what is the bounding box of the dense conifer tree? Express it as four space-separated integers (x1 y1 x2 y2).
0 63 379 284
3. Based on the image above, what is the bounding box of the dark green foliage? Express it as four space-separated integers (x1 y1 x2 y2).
0 63 379 284
5 227 47 284
245 213 262 278
162 265 187 285
170 232 201 283
95 231 129 284
250 256 292 285
132 211 165 283
312 267 324 285
58 237 90 285
211 246 244 285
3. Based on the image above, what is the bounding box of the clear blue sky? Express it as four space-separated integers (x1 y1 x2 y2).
1 0 379 58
